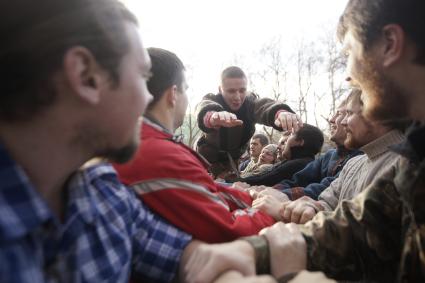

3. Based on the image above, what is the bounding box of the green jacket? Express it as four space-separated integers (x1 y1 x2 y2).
301 123 424 282
195 92 293 165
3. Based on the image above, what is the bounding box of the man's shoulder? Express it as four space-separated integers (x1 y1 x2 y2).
82 163 133 199
77 163 139 219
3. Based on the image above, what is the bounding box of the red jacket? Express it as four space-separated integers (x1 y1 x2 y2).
114 119 275 243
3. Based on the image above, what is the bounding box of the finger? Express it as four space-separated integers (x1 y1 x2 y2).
229 113 238 120
212 112 219 121
252 198 261 207
282 205 293 223
274 117 281 128
296 114 303 128
290 205 305 224
249 190 259 199
281 115 291 133
290 114 299 133
300 207 316 224
231 119 243 126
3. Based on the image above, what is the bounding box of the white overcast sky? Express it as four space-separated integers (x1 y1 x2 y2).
123 0 349 117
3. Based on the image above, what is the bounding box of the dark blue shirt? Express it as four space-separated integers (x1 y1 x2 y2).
274 147 363 200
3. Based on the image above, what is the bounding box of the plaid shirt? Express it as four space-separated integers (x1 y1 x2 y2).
0 143 191 283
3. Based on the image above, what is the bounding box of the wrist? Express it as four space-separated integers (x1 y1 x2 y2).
239 235 270 274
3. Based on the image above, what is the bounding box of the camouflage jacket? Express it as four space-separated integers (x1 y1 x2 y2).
300 123 425 282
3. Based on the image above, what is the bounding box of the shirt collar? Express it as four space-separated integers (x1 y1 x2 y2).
143 116 184 142
360 129 405 160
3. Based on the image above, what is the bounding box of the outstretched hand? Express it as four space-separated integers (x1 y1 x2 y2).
275 111 303 133
210 111 243 128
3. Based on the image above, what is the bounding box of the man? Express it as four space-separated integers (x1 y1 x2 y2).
273 92 363 200
184 0 425 282
114 48 275 243
195 66 301 177
0 2 218 283
248 90 362 201
239 133 269 172
238 124 324 186
254 89 405 224
0 2 277 283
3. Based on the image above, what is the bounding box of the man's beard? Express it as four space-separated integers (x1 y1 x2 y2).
344 132 365 150
98 140 139 164
359 56 410 125
77 122 141 164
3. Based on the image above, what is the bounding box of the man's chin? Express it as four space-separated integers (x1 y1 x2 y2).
344 138 361 150
99 141 139 164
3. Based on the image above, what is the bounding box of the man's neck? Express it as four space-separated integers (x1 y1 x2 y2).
146 108 175 133
0 121 89 221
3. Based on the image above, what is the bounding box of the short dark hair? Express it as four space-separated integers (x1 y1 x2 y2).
252 133 269 146
147 48 185 109
295 124 324 156
0 0 138 122
221 66 246 83
338 0 425 65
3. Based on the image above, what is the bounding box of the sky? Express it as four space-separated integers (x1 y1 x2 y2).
123 0 349 124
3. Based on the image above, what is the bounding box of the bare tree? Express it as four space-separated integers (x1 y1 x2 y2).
320 28 347 118
175 64 202 148
177 102 202 148
293 39 322 123
248 37 291 143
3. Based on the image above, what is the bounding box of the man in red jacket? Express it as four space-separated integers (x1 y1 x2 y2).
113 48 284 243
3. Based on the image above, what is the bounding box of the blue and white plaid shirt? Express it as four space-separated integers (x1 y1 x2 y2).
0 143 192 283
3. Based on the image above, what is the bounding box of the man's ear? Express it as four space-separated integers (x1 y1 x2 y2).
63 47 106 105
165 85 178 107
381 24 405 67
218 85 222 93
296 139 305 147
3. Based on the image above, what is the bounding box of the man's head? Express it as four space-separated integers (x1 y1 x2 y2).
281 124 324 160
249 133 269 160
219 66 248 111
146 48 187 131
0 0 152 163
277 132 291 161
339 0 425 123
329 90 355 146
341 89 396 149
